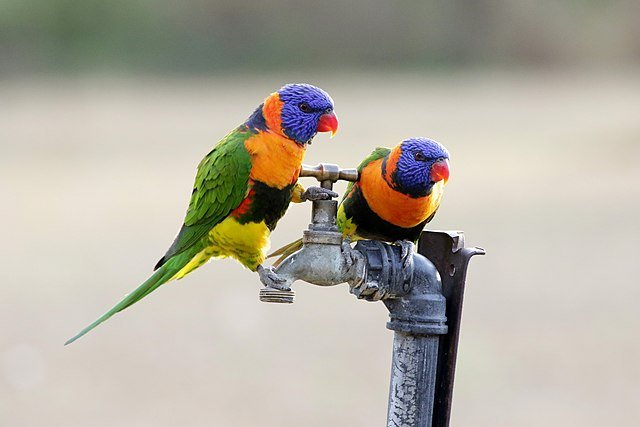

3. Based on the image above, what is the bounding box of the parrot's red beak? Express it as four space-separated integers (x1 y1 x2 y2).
317 112 339 137
430 159 450 184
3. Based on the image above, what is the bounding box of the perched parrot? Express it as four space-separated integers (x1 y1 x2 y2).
270 137 450 266
66 83 339 345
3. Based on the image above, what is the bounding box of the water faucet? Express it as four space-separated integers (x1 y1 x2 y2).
259 163 364 303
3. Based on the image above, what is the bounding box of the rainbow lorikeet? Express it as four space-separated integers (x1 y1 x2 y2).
66 84 339 345
270 137 450 267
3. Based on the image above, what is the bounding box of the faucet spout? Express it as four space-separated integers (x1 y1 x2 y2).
273 229 365 288
258 199 367 300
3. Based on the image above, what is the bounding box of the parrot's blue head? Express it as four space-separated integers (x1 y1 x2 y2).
386 137 450 198
254 83 337 145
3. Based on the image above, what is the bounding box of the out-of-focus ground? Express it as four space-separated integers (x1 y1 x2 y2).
1 71 639 426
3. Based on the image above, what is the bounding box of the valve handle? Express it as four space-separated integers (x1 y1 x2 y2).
300 163 358 184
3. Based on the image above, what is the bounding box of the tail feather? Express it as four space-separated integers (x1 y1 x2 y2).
267 238 303 267
65 252 194 345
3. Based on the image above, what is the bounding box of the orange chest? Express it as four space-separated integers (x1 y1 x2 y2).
360 159 443 228
244 132 306 189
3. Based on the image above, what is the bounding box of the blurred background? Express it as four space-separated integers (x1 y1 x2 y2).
2 1 639 426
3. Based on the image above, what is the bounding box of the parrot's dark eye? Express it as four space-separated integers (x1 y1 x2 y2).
414 152 427 162
299 102 312 113
324 107 332 114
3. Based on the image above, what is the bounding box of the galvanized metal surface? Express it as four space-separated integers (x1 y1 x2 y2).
384 253 448 336
258 164 363 300
380 251 448 427
350 240 413 301
272 233 365 288
387 333 440 427
258 287 295 304
307 199 340 233
299 163 358 183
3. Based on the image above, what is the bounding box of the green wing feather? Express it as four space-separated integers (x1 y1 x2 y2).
66 128 253 345
155 128 253 269
341 146 390 203
356 146 391 171
269 147 391 266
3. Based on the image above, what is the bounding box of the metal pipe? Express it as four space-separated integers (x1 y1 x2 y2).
352 236 483 427
387 333 440 427
381 249 448 427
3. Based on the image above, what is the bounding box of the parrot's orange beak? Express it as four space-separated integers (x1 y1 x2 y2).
317 112 339 137
430 159 450 184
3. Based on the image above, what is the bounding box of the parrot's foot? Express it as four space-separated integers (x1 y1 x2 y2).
341 236 355 268
257 264 290 291
394 240 414 270
301 186 339 202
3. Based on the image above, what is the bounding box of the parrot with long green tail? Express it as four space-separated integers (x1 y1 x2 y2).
270 137 450 267
66 84 339 345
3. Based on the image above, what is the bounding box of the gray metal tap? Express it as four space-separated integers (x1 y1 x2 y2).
259 163 363 303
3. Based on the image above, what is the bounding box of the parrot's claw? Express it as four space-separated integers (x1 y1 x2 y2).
341 236 355 268
301 186 339 202
257 265 289 291
394 240 414 270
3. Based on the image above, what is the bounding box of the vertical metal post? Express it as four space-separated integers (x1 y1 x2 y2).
387 333 440 426
361 231 483 427
383 253 448 427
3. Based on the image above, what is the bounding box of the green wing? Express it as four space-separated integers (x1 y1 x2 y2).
65 128 254 345
341 146 390 202
154 128 253 269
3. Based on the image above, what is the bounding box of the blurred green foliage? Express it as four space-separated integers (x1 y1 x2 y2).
1 0 638 74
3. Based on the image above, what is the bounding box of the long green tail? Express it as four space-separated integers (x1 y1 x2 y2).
65 249 197 345
267 238 303 267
